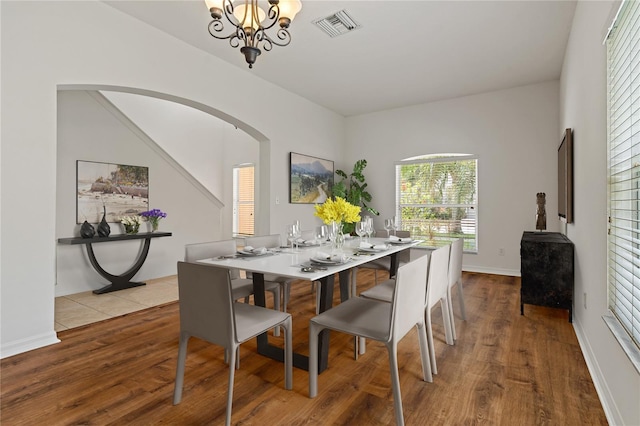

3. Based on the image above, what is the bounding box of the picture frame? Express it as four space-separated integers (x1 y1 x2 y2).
289 152 334 204
557 128 573 223
76 160 149 224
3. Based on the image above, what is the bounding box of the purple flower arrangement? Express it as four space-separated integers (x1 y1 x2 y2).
140 208 167 231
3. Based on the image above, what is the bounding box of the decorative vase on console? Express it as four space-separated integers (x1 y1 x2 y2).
97 206 111 237
120 215 141 235
80 220 95 238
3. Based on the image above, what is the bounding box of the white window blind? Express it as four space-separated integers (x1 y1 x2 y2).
395 155 477 252
607 0 640 351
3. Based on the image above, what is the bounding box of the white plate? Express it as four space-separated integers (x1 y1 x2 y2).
237 250 268 256
359 246 388 252
311 256 347 265
386 239 413 245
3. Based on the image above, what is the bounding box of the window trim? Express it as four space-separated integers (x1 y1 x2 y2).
605 0 640 373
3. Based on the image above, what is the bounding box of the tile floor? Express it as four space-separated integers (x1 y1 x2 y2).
54 275 178 332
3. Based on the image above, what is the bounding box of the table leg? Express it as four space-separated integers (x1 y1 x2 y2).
87 240 151 294
253 271 349 373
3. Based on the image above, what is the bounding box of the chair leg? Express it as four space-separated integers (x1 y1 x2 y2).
283 317 293 390
226 344 237 426
273 287 281 337
309 322 321 398
417 322 433 382
283 282 290 313
441 297 454 346
173 332 190 405
447 285 457 341
351 268 358 298
425 310 437 374
387 341 405 426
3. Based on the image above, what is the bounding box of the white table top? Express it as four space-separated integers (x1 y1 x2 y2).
196 237 421 281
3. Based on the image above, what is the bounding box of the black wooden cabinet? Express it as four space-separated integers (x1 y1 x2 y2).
520 231 574 322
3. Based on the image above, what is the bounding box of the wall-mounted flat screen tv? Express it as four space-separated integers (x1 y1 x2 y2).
558 128 573 223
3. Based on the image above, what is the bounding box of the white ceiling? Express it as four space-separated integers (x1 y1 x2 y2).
104 0 577 117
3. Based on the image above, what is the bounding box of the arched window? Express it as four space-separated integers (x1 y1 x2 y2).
395 153 477 252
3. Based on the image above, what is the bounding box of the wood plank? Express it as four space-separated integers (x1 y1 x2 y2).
0 271 607 425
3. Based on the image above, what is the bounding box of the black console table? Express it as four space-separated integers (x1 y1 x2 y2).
58 232 172 294
520 231 574 322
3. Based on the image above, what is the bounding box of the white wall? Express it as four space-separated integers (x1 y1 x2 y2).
55 90 259 296
0 0 344 358
560 1 640 424
346 81 560 275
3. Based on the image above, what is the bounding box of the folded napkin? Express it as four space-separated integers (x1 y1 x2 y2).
359 242 388 250
388 235 412 242
241 246 267 254
314 251 347 263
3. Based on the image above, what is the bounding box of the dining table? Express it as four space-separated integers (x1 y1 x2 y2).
196 236 421 374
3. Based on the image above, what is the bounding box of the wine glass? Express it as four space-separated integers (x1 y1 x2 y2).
384 218 393 237
292 221 301 251
356 221 367 244
392 215 399 236
316 225 328 245
286 224 297 251
365 216 374 242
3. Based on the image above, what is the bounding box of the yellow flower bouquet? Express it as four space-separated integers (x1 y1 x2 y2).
314 196 361 225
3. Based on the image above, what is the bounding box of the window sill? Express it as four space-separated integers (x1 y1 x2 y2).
603 313 640 375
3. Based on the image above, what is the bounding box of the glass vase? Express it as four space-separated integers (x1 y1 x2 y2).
332 222 345 251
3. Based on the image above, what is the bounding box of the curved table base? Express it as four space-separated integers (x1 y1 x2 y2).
86 239 151 294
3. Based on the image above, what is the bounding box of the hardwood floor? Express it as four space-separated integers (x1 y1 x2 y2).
1 271 607 425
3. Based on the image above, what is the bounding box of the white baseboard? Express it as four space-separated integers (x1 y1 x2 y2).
572 318 621 426
0 331 60 359
463 265 521 277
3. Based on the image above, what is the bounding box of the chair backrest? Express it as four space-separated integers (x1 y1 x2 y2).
391 255 430 339
448 238 463 287
177 261 235 348
244 234 281 249
426 244 451 308
184 240 242 279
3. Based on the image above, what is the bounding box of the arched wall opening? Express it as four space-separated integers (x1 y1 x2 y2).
55 84 270 297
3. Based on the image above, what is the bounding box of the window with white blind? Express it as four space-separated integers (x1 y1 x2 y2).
232 164 255 236
606 0 640 368
395 154 477 252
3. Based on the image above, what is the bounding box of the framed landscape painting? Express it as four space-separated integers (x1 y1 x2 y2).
289 152 334 204
76 160 149 223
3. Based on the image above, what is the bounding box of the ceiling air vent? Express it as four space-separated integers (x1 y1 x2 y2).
312 9 362 38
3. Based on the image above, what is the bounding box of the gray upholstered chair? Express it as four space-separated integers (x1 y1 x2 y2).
308 256 432 426
447 238 466 340
361 244 454 374
424 244 454 373
244 234 294 313
173 261 292 426
359 230 411 284
184 239 281 309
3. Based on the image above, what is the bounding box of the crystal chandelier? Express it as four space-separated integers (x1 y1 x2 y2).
204 0 302 69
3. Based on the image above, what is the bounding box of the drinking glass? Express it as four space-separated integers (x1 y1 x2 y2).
293 221 301 250
356 221 367 244
316 225 328 245
384 218 393 237
392 215 399 236
286 224 297 251
365 216 374 242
